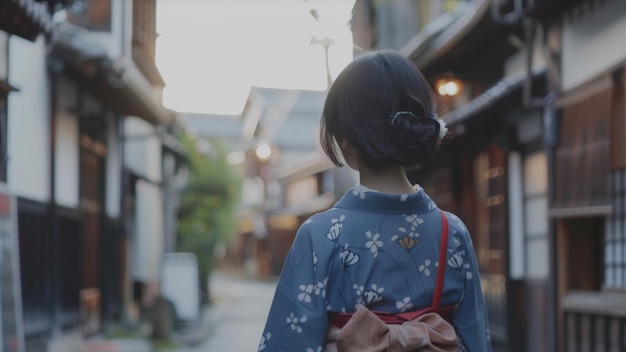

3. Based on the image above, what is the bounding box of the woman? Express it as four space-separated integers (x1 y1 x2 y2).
258 50 491 351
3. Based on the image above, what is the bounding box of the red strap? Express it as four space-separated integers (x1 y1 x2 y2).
329 305 454 328
432 210 448 309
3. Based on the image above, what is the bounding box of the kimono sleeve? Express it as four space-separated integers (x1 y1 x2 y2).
258 222 330 352
452 226 492 352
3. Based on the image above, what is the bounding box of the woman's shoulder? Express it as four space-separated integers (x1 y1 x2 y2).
295 207 348 238
441 210 475 249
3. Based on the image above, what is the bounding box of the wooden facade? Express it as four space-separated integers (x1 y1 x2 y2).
552 65 626 352
1 0 179 350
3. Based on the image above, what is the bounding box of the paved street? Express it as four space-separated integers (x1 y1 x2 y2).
65 272 277 352
177 272 277 352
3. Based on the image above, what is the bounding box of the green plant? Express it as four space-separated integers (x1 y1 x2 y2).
177 134 241 305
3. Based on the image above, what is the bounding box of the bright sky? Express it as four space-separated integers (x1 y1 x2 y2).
156 0 356 115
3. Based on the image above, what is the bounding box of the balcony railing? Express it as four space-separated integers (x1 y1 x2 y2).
562 291 626 351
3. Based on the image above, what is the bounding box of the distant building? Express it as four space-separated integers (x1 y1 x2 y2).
182 87 358 277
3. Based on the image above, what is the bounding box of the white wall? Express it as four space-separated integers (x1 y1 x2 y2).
508 152 525 279
7 35 49 202
54 78 80 207
0 32 8 78
124 117 162 183
73 0 125 59
132 179 164 282
106 114 121 218
504 24 547 78
562 0 626 90
523 152 549 279
54 112 79 207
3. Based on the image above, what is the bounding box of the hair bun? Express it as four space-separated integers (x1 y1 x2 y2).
388 112 445 168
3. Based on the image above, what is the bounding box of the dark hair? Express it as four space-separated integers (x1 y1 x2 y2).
320 50 443 170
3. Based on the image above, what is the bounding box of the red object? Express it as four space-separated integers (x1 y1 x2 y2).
329 210 453 328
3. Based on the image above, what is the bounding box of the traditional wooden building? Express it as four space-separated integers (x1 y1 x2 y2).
221 87 359 277
404 3 550 350
352 0 551 350
352 0 626 351
1 0 186 351
534 0 626 350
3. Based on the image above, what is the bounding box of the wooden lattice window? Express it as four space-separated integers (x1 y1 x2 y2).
605 168 626 289
611 68 626 169
552 80 612 211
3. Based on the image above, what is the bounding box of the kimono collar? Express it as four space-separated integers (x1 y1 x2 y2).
334 185 438 214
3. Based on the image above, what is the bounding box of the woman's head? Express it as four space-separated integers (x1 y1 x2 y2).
320 50 447 170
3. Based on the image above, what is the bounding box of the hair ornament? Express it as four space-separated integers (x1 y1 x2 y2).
389 111 416 125
435 115 448 141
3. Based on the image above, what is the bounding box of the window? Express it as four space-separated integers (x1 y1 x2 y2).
553 87 611 210
605 169 626 289
67 0 112 32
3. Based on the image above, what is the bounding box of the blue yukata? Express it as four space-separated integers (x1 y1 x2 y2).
258 185 491 352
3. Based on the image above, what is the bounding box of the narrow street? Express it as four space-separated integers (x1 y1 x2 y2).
179 272 277 352
94 272 277 352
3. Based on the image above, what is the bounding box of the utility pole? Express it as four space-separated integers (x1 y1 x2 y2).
310 36 335 89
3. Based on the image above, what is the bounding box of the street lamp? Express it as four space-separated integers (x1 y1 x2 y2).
435 77 464 97
255 142 272 161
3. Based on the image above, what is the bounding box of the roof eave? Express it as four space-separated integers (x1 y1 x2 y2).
402 0 490 69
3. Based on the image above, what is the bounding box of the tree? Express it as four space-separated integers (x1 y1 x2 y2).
177 134 241 305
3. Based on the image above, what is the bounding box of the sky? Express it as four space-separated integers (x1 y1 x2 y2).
155 0 356 115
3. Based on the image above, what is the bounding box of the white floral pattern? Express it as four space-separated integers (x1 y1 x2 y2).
258 332 271 351
419 259 432 276
298 284 314 303
365 231 383 257
326 215 345 241
298 276 329 303
314 278 328 297
340 244 360 267
352 186 367 199
464 263 473 279
356 283 385 306
286 313 307 333
447 250 464 269
395 296 414 312
453 237 461 248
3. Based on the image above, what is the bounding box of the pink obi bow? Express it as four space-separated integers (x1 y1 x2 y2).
325 305 459 352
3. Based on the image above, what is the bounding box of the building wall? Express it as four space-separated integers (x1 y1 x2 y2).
375 0 420 50
504 24 547 78
7 35 49 202
124 116 162 183
561 0 626 90
520 153 550 278
106 114 121 218
53 77 80 208
132 179 164 282
54 112 80 208
0 32 8 78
